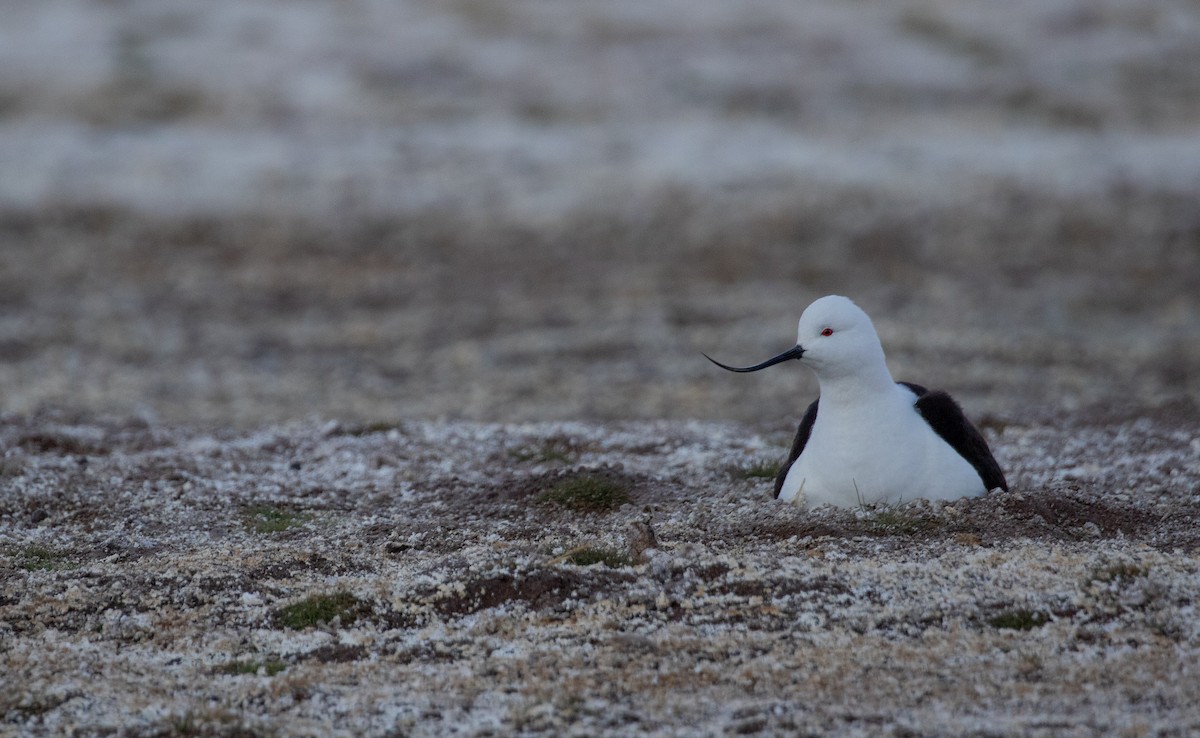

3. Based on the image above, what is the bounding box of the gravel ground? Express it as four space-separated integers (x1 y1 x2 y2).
2 410 1198 737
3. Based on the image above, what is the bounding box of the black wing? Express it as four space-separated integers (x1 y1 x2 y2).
911 389 1008 492
773 398 819 498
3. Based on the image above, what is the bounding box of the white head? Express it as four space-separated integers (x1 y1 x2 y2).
793 295 887 380
705 295 892 385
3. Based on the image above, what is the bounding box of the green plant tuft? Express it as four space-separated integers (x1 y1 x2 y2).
562 547 633 568
242 505 311 534
732 458 780 480
864 510 939 536
538 475 630 512
273 591 365 630
989 609 1049 630
17 545 76 571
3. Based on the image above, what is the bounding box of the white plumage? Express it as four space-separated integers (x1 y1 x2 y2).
708 295 1005 508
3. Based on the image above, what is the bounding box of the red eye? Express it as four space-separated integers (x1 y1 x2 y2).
821 328 834 337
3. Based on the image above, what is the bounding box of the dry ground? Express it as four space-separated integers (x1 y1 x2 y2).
1 409 1199 737
2 1 1200 736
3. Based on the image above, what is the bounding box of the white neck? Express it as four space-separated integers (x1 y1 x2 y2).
815 360 897 406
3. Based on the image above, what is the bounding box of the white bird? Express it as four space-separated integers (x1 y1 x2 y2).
706 295 1006 508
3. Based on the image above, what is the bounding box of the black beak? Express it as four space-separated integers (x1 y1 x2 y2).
703 345 805 373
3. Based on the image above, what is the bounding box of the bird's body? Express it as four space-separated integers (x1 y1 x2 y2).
777 381 987 506
707 295 1006 508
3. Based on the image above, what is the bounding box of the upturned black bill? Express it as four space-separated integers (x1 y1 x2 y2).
703 345 805 373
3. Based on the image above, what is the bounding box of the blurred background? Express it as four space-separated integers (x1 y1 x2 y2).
0 0 1197 428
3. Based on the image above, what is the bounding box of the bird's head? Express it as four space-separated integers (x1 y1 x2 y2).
705 295 887 382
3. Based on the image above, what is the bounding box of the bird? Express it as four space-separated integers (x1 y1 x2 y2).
705 295 1006 508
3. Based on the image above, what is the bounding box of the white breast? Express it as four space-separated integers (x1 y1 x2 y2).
778 386 985 508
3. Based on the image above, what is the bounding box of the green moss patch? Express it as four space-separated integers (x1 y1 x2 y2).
273 591 367 630
863 510 940 537
16 545 76 572
538 475 630 512
242 505 312 534
560 546 634 568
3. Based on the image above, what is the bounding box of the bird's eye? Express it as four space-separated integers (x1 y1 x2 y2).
820 327 834 337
